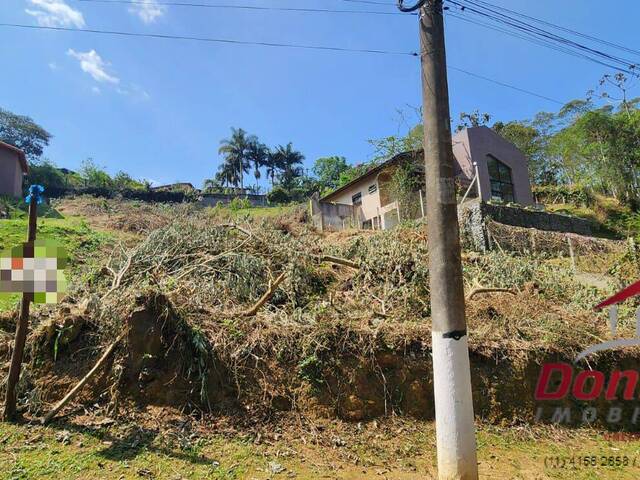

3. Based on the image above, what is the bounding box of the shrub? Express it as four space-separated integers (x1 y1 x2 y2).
228 197 251 211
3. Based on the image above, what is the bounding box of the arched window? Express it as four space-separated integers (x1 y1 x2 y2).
487 155 514 203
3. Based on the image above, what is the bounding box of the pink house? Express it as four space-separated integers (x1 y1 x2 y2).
311 127 533 230
0 141 28 198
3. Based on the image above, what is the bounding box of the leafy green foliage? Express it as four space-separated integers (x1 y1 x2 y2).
24 159 68 193
388 159 423 220
367 124 423 162
456 110 491 131
78 159 113 189
0 107 51 160
217 127 251 189
112 171 145 191
297 354 324 389
312 156 349 194
227 197 252 211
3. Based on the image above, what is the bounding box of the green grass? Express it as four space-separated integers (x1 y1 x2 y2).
3 421 640 479
545 194 640 239
0 421 266 480
0 216 109 259
0 209 112 313
205 203 299 221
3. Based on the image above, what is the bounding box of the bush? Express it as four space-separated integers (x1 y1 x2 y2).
267 186 291 204
228 197 252 211
533 184 595 207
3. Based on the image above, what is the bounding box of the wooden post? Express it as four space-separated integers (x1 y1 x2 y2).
473 162 482 201
3 192 39 421
567 235 577 272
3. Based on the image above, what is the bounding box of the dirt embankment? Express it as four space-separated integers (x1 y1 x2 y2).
2 199 638 428
3 290 636 428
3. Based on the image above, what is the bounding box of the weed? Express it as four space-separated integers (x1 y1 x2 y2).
298 354 324 389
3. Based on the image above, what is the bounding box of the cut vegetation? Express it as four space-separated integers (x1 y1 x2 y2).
2 194 640 478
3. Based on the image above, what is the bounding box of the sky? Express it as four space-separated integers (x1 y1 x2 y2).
1 0 639 189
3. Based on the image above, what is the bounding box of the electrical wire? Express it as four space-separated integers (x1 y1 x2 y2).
0 22 566 104
471 0 640 59
446 12 631 73
339 0 396 5
76 0 409 16
447 65 564 105
447 0 638 75
0 22 419 56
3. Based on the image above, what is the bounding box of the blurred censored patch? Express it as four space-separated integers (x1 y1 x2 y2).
0 240 68 304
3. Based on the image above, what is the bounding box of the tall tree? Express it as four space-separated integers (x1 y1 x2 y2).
218 127 251 189
265 149 280 187
215 161 240 188
246 139 268 192
312 156 349 193
0 107 52 160
273 143 305 190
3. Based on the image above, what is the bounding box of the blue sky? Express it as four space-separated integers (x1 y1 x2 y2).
1 0 639 189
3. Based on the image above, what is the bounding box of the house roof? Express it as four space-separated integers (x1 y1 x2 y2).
320 150 421 202
0 141 28 174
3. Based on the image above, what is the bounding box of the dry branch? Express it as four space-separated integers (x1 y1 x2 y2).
219 223 252 237
41 331 127 425
241 272 287 317
317 255 360 269
466 287 516 301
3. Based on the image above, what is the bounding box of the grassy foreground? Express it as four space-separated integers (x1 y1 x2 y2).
0 213 110 313
2 419 640 479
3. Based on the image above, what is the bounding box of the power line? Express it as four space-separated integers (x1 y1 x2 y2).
339 0 396 5
447 65 564 105
77 0 410 16
0 22 418 56
0 22 565 104
450 0 633 68
471 0 640 59
446 12 632 73
447 0 638 75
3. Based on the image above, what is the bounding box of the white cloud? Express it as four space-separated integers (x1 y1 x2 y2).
91 86 101 94
25 0 85 28
67 49 120 84
128 0 166 24
48 61 59 71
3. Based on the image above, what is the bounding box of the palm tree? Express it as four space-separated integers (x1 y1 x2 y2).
274 143 305 190
218 127 250 190
265 149 280 188
246 138 268 193
215 161 240 189
203 177 223 192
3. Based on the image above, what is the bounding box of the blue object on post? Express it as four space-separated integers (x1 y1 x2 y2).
25 184 45 205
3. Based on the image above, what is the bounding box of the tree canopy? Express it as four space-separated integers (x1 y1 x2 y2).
0 107 52 160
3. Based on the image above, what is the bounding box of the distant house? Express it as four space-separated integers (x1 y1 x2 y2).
150 182 196 193
311 126 534 230
0 141 28 198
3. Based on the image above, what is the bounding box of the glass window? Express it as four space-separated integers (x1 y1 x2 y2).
368 184 378 194
487 155 514 203
352 192 362 206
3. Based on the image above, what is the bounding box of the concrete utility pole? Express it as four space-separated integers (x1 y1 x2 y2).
398 0 479 478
